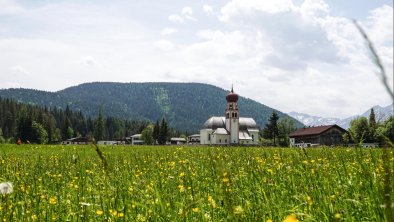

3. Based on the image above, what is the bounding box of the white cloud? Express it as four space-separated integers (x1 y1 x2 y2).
168 14 184 23
219 0 294 22
154 39 175 51
196 29 215 39
203 4 214 15
181 6 193 16
161 28 177 35
169 6 197 23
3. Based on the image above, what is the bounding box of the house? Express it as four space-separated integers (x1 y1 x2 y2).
61 137 90 145
97 140 125 145
187 134 200 144
289 125 347 147
200 87 260 145
127 134 144 145
170 137 187 145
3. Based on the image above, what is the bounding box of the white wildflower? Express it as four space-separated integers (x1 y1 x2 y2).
0 182 13 194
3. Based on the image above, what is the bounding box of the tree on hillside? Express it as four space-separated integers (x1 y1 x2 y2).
141 124 154 145
263 111 279 146
94 109 106 141
16 112 32 143
369 108 377 129
158 118 168 145
153 120 160 145
369 108 377 141
277 117 296 147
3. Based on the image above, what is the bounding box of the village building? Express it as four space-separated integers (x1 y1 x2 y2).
289 125 347 147
125 134 144 145
187 134 200 144
170 137 187 145
61 137 90 145
200 87 260 145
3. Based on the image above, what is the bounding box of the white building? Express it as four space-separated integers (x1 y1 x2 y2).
200 87 260 145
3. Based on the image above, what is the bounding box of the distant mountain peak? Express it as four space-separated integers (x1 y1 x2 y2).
289 104 393 129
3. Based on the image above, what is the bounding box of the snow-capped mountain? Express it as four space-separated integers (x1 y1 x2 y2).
289 104 393 129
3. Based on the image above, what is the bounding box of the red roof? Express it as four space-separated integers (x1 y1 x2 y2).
289 125 345 137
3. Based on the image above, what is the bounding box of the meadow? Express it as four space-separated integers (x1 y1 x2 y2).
0 145 392 221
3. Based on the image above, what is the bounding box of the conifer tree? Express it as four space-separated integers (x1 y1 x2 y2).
153 120 160 144
158 118 168 145
94 109 105 141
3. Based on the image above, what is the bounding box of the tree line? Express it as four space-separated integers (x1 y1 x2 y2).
0 97 181 144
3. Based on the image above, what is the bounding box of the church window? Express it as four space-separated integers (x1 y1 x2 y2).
229 104 233 109
225 139 227 143
235 113 238 118
208 134 211 141
226 113 229 118
252 135 254 141
219 139 221 143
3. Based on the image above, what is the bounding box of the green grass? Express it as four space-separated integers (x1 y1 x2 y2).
0 145 392 221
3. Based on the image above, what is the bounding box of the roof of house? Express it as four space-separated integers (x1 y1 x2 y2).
289 125 346 137
171 137 187 141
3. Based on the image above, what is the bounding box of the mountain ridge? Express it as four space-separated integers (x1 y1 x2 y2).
0 82 303 133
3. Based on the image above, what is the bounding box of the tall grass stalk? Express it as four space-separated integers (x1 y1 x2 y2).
353 20 394 221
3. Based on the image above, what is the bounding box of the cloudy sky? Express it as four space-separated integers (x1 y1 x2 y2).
0 0 393 118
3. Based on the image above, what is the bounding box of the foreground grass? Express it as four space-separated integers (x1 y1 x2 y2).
0 145 392 221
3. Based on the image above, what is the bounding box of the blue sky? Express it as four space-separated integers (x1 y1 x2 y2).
0 0 393 118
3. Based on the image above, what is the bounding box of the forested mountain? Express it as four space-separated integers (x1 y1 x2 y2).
0 82 302 133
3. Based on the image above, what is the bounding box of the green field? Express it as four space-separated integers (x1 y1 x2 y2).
0 145 392 221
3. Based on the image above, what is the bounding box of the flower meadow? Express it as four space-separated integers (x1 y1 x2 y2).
0 145 392 221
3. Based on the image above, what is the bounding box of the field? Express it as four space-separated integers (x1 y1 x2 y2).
0 145 393 221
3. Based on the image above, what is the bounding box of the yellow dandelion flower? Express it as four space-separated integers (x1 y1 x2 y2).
334 213 342 220
49 197 57 205
118 212 124 218
178 185 185 192
283 214 298 222
267 220 273 222
192 207 199 212
96 210 103 215
233 205 244 215
307 196 313 205
110 209 117 216
223 177 230 183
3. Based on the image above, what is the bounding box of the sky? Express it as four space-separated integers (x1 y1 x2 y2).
0 0 393 119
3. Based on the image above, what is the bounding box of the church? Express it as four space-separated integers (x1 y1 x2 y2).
200 87 260 145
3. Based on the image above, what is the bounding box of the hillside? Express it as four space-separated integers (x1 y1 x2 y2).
0 82 302 133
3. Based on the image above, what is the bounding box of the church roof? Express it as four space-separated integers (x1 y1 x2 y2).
202 116 259 130
239 130 253 140
213 128 229 135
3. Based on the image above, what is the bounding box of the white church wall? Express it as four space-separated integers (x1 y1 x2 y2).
200 129 213 145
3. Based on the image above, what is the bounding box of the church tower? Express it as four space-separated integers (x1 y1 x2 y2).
225 86 239 144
